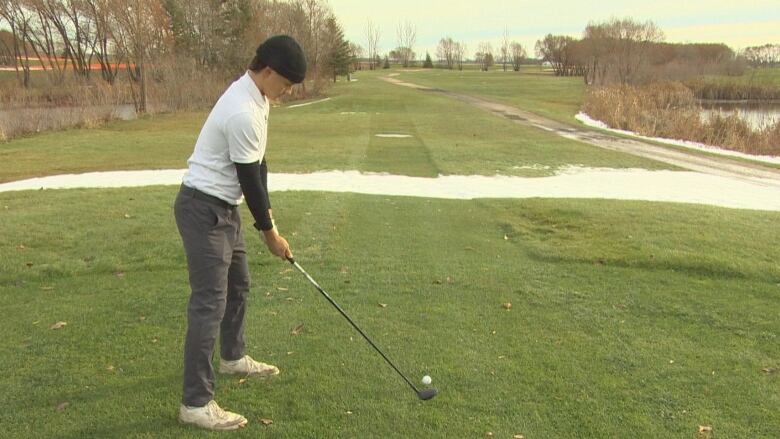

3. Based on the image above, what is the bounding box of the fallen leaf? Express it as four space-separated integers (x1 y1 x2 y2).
291 324 305 336
277 287 288 291
287 351 294 355
56 402 70 412
41 286 54 291
26 262 33 268
50 321 67 330
260 418 273 426
345 410 353 415
698 425 713 433
514 435 525 439
32 321 39 325
107 365 116 372
464 246 475 251
116 272 125 278
485 432 494 438
139 316 146 321
279 268 293 274
446 276 453 283
378 303 388 308
238 378 247 384
124 214 131 219
502 302 512 310
340 266 349 274
17 245 26 250
503 235 508 240
433 279 442 285
762 367 778 374
151 337 159 343
285 297 295 301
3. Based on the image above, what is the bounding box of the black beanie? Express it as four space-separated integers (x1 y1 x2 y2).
256 35 307 84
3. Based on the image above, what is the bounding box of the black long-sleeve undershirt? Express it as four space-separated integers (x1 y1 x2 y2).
235 159 273 231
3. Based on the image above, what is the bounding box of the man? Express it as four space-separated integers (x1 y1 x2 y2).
173 35 306 431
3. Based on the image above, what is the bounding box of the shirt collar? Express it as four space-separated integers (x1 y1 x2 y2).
241 71 267 107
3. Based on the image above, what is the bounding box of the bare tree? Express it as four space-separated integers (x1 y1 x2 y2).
348 41 363 70
535 34 577 76
578 18 665 84
743 44 780 67
364 19 379 70
0 0 35 86
454 41 466 70
395 20 415 67
436 36 455 69
510 41 525 71
475 41 493 71
110 0 171 113
83 0 121 84
499 28 510 71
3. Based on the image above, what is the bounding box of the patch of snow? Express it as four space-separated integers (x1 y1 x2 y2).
375 134 413 138
287 97 331 109
1 169 779 212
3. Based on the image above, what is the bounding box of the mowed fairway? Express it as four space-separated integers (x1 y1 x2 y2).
1 188 778 438
1 70 778 438
0 71 669 184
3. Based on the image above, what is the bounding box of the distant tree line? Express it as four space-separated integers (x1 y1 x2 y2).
0 0 355 111
742 44 780 67
534 17 747 85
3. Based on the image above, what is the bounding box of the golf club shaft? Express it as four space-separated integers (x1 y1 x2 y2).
288 257 420 394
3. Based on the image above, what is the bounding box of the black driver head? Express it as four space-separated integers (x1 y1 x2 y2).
417 388 438 401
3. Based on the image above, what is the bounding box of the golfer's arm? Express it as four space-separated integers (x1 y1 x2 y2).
235 160 274 231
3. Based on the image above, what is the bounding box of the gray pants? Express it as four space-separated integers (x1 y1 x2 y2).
174 186 250 407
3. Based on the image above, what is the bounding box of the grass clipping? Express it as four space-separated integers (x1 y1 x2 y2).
582 82 780 157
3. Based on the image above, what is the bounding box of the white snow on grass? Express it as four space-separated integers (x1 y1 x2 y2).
2 168 779 212
375 133 413 138
576 112 780 165
286 97 331 109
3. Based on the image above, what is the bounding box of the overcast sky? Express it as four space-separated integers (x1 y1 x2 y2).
328 0 780 58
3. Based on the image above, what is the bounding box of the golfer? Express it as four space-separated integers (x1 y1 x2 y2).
173 35 306 431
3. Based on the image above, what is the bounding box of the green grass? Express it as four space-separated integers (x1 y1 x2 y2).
0 72 670 183
393 66 586 124
700 67 780 88
0 187 778 438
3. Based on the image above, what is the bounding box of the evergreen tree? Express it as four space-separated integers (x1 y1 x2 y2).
326 18 352 82
423 52 434 68
383 55 390 69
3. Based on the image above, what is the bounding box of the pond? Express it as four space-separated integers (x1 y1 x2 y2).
700 101 780 131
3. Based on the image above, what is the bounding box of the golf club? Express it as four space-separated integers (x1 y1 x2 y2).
287 257 438 401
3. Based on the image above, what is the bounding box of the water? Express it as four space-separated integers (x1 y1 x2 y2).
700 101 780 131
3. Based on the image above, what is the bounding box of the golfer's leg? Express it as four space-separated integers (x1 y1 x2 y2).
175 194 233 407
221 209 250 361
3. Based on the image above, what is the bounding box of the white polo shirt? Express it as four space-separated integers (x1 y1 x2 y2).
182 72 270 205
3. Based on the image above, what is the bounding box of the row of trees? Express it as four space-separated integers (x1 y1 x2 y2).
534 18 747 85
743 44 780 67
0 0 355 111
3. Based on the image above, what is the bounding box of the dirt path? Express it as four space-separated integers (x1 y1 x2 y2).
381 76 780 189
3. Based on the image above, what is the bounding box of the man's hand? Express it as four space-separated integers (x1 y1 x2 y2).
261 227 293 260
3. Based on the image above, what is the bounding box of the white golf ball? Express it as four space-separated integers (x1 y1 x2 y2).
421 375 432 385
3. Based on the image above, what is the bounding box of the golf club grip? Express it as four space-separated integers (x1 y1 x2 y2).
290 260 420 394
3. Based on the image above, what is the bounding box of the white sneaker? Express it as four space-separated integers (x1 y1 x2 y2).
179 400 248 431
219 355 280 377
